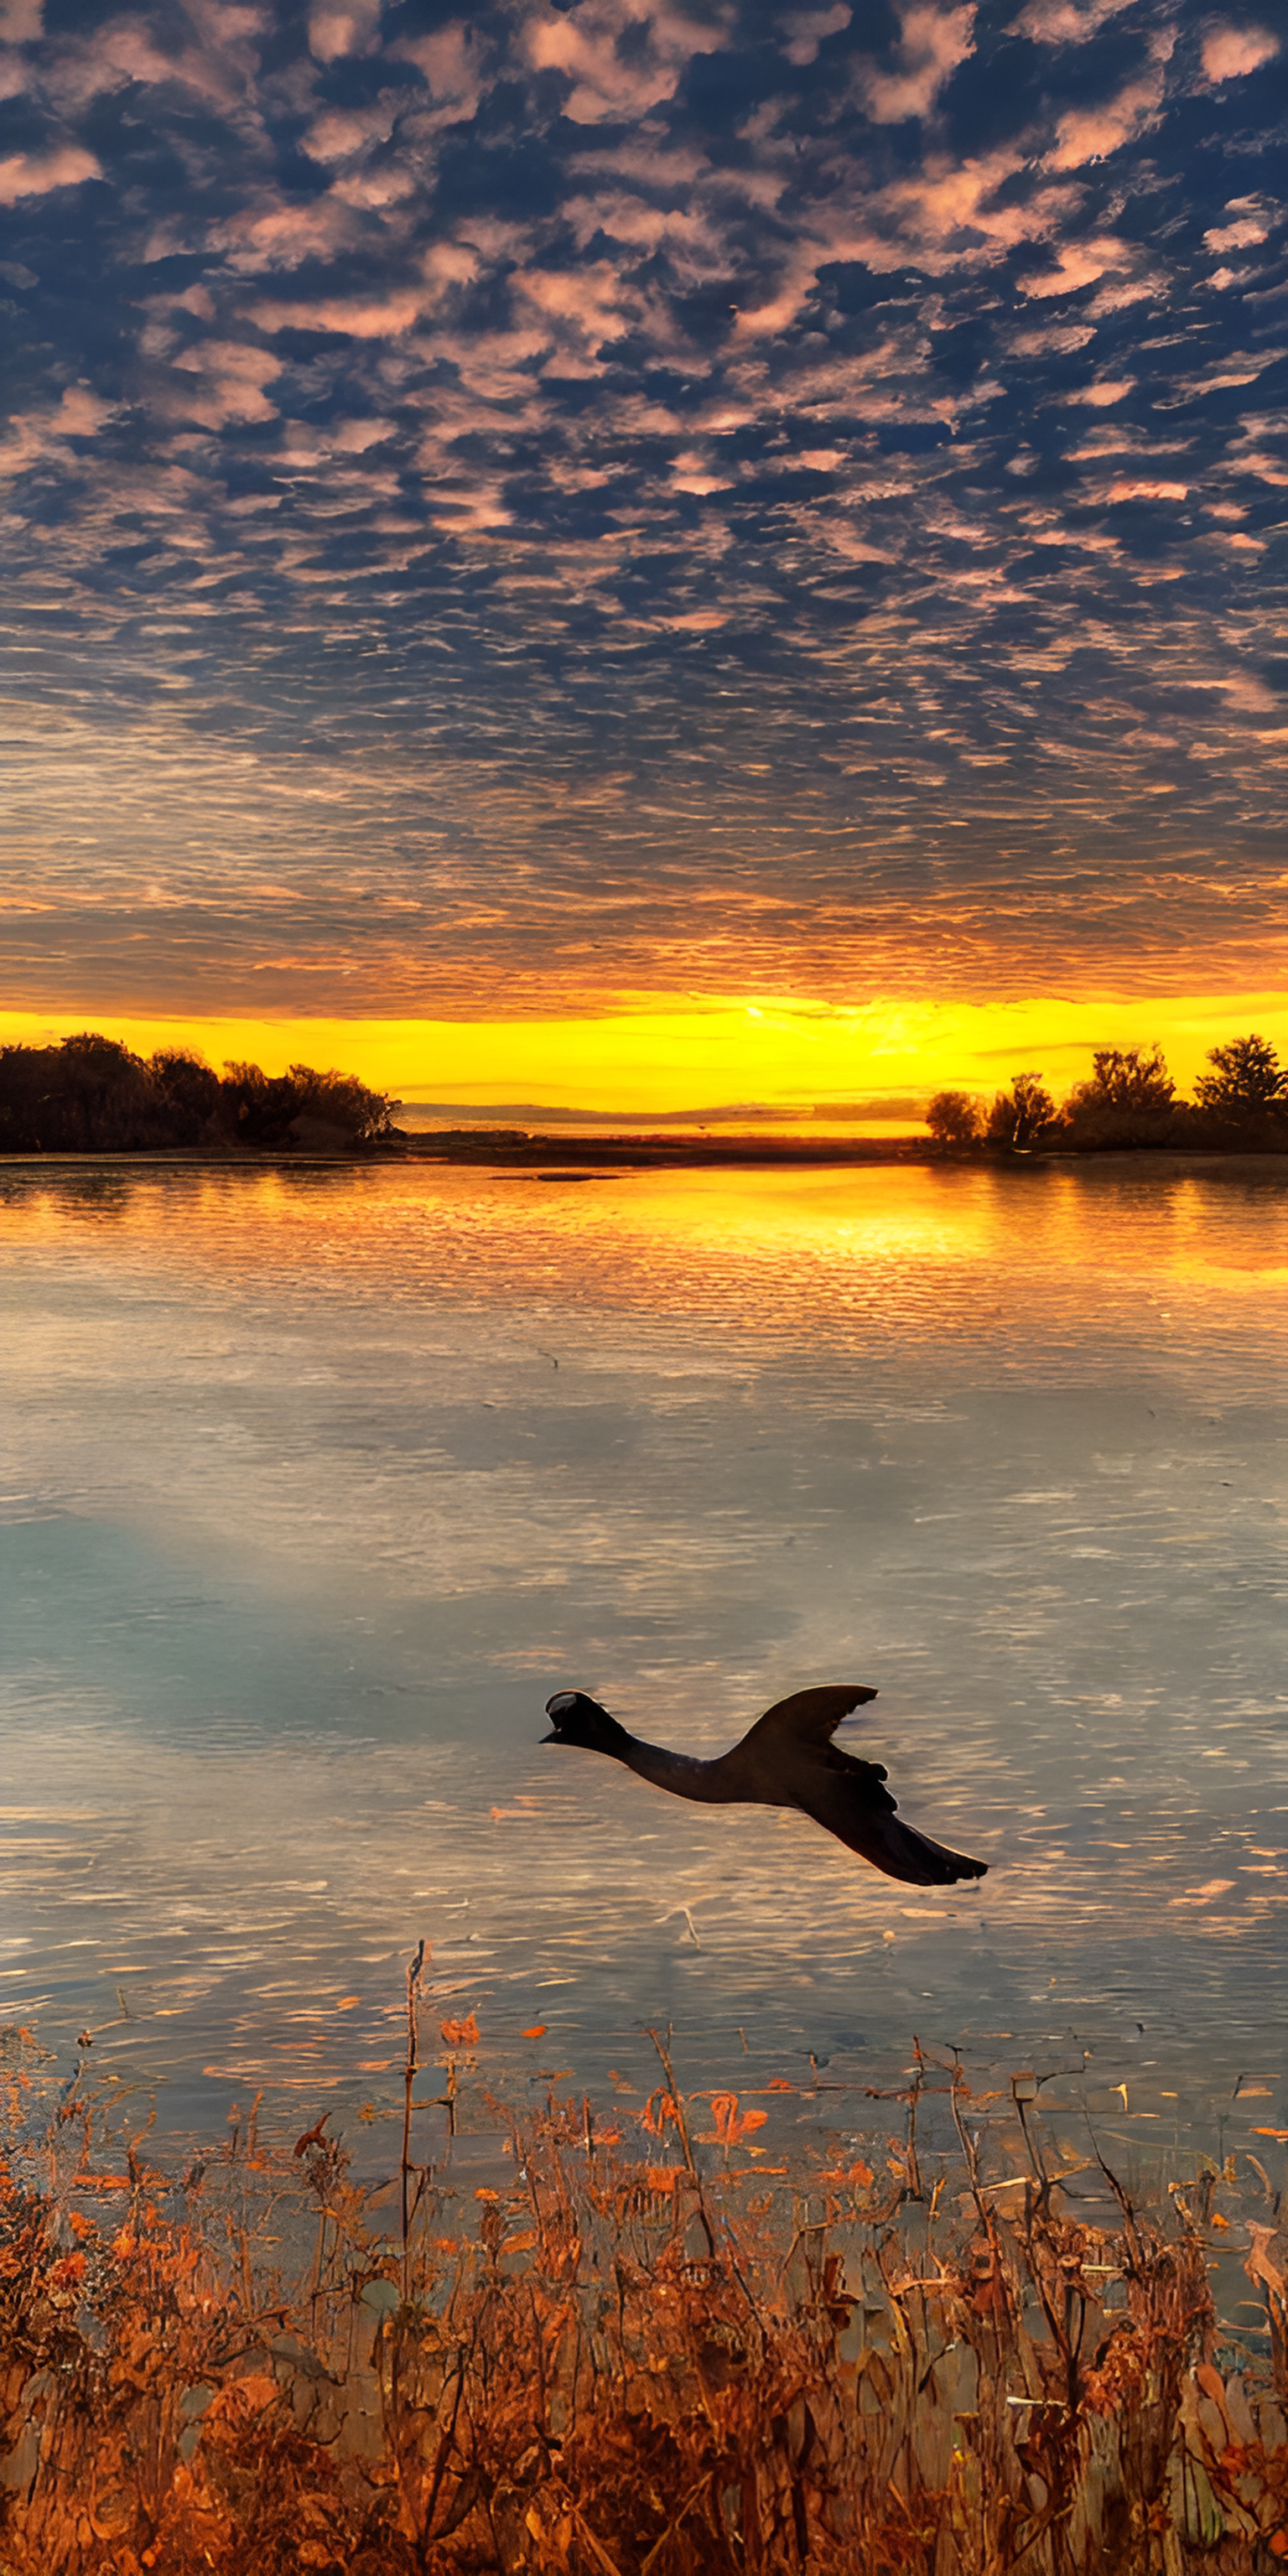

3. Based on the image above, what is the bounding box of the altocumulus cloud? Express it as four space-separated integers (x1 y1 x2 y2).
0 0 1285 1018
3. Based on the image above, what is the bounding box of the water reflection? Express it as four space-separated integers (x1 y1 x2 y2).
1 1161 1285 2156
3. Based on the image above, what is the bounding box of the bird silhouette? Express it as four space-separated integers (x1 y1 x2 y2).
543 1685 987 1888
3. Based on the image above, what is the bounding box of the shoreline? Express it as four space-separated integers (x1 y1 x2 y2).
1 1140 1285 1176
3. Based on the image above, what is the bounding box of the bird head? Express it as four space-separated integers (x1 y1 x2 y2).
543 1690 629 1751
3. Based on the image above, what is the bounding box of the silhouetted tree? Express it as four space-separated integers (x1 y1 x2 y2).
985 1072 1055 1151
926 1089 984 1147
149 1048 222 1145
217 1060 302 1145
284 1064 400 1144
1194 1033 1286 1124
1061 1045 1176 1149
0 1032 400 1154
217 1060 398 1146
0 1035 172 1152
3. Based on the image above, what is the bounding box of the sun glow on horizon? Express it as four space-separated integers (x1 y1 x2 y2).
2 990 1285 1121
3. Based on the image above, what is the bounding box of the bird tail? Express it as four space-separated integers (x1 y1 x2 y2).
866 1815 987 1887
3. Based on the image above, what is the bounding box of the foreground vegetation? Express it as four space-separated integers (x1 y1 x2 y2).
3 1981 1287 2575
927 1036 1288 1156
0 1033 401 1155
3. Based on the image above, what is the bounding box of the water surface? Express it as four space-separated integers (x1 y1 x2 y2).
3 1159 1285 2174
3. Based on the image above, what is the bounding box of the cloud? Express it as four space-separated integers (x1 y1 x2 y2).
1203 215 1270 249
394 22 486 128
309 0 382 65
0 0 43 39
776 5 850 69
169 338 283 426
1045 64 1167 169
1018 231 1136 297
420 240 484 304
247 291 423 338
828 148 1080 282
1200 23 1280 83
300 96 403 166
1007 0 1132 41
1099 477 1190 500
522 0 730 126
515 260 635 350
564 190 699 255
211 195 365 273
1062 375 1136 405
1065 426 1195 457
853 3 975 122
37 10 261 113
0 382 114 479
1007 320 1095 352
732 242 825 338
0 142 99 201
2 0 1285 1017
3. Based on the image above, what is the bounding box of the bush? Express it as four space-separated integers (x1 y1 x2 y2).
284 1063 400 1144
3 2007 1285 2576
926 1090 984 1148
1192 1035 1287 1145
984 1072 1056 1152
1060 1046 1177 1150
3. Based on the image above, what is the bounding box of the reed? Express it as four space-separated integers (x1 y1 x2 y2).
2 1988 1286 2573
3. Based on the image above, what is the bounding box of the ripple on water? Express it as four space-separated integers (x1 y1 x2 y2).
0 1161 1285 2152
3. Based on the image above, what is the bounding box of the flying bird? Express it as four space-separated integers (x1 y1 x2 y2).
542 1684 987 1888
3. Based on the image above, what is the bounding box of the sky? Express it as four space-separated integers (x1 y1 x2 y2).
1 0 1285 1111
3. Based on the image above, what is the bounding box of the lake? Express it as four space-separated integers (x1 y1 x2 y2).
3 1156 1285 2182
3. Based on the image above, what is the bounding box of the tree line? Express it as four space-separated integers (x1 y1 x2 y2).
927 1035 1287 1153
2 1027 1283 1158
0 1032 402 1155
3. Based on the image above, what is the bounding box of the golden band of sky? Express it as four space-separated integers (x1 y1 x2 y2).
3 992 1285 1119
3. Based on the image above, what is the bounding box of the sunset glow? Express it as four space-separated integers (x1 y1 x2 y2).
3 991 1284 1119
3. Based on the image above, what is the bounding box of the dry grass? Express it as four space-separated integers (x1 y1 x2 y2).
2 1983 1287 2574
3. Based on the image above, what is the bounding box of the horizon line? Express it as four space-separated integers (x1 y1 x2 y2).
396 1099 929 1124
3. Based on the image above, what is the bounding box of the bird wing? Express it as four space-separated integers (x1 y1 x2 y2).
790 1762 988 1887
740 1684 879 1750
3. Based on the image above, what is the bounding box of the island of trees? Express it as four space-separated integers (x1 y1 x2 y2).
927 1035 1286 1156
0 1033 402 1155
0 1029 1283 1159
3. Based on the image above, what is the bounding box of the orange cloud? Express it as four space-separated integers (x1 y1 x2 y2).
0 142 99 201
213 196 363 273
171 339 282 427
394 22 486 127
1200 23 1280 81
0 0 43 41
522 0 730 126
777 5 851 67
1045 65 1166 168
1020 231 1134 297
248 291 423 339
1008 0 1131 34
301 98 399 164
0 382 114 477
1062 376 1137 406
309 0 381 63
853 2 976 122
